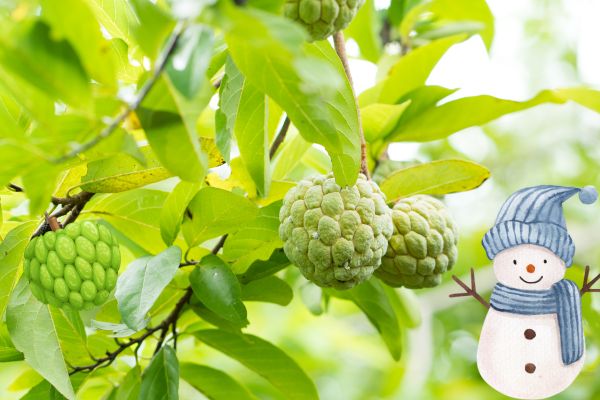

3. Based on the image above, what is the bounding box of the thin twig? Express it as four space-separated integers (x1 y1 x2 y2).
333 31 369 179
269 116 291 159
52 21 186 164
580 265 600 295
449 268 490 309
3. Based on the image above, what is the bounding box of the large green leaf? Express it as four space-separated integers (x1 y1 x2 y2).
160 181 202 246
139 109 208 183
380 159 490 201
49 307 90 365
139 345 179 400
129 0 174 59
345 0 381 63
83 0 137 45
271 130 312 181
385 88 600 142
234 77 270 196
0 20 92 111
180 363 257 400
361 102 411 143
6 280 74 399
215 57 244 161
166 24 214 100
241 276 293 306
41 0 116 86
224 6 361 186
237 249 290 284
22 163 63 215
358 35 467 107
193 329 319 400
181 187 259 246
0 221 37 319
85 189 168 253
222 201 282 273
115 365 141 400
189 254 248 328
115 246 182 330
0 324 23 362
428 0 494 50
329 279 402 361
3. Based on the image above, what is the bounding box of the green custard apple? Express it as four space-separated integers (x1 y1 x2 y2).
376 195 458 289
23 221 121 310
279 173 393 290
284 0 365 41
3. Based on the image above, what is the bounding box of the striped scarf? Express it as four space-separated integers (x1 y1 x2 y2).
490 280 583 365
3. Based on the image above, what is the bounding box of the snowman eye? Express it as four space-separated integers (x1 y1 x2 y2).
543 259 547 264
513 260 517 265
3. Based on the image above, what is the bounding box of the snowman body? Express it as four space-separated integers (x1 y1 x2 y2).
477 244 584 399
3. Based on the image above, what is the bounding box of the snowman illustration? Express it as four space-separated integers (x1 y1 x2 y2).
450 185 599 399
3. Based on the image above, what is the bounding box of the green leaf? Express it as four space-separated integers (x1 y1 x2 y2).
115 246 182 330
329 279 402 361
115 365 141 400
237 249 290 284
90 320 137 338
193 329 319 400
217 56 246 163
139 109 208 182
81 146 171 193
222 201 282 273
180 363 257 400
0 221 37 319
166 24 214 99
140 345 179 400
358 35 467 106
6 280 74 399
0 325 23 362
181 187 259 246
129 0 175 59
160 181 202 246
85 189 169 253
189 254 248 328
0 20 92 111
345 0 381 63
384 286 422 329
49 307 90 365
380 159 490 201
241 276 293 306
22 164 62 215
234 77 270 196
224 6 361 186
41 0 116 86
83 0 137 45
361 102 411 143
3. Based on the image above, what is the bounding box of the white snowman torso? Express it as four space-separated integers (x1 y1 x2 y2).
476 244 584 400
477 309 584 400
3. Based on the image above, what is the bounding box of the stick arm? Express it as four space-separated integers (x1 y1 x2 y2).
449 268 490 309
580 265 600 296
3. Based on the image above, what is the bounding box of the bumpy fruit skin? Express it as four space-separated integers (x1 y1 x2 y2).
376 195 458 289
23 221 120 310
279 173 393 289
284 0 365 41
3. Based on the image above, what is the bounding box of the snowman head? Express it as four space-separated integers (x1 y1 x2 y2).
493 244 566 290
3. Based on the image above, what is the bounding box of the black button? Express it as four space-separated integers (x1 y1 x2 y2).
525 363 536 373
524 329 536 339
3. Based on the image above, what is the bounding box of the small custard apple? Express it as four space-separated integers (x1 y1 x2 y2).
284 0 365 41
23 221 121 310
279 173 393 290
375 195 458 289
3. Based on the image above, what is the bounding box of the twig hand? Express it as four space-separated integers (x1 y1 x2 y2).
580 265 600 296
449 268 490 309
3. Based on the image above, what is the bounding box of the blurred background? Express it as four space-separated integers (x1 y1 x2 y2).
2 0 600 399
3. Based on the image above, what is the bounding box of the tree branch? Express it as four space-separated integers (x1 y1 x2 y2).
449 268 490 309
580 265 600 295
52 21 186 164
269 116 291 159
333 31 369 179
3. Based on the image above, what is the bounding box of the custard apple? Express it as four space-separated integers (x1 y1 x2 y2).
284 0 365 41
376 195 458 288
23 221 121 310
279 173 393 289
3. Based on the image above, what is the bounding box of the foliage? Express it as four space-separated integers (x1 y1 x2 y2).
0 0 598 399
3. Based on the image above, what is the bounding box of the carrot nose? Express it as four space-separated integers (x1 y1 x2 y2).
526 264 535 273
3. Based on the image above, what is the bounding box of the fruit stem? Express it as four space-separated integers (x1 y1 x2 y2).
46 214 61 232
333 31 370 180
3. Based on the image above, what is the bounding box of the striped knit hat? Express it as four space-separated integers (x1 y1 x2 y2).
482 185 597 266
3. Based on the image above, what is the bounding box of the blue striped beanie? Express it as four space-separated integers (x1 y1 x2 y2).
483 185 598 266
